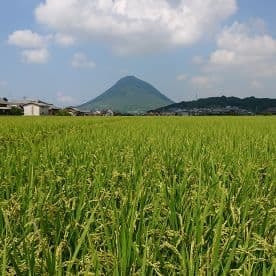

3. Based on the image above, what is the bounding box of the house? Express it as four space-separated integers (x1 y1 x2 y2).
0 98 11 114
64 107 85 116
23 102 50 116
48 104 62 115
0 98 62 116
104 109 114 116
0 98 9 107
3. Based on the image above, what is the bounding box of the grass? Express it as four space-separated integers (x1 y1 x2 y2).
0 116 275 275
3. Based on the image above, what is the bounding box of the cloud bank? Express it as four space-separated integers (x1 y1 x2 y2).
188 19 276 97
209 21 276 74
8 30 75 64
35 0 237 54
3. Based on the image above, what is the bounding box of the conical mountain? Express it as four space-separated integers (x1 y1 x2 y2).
78 76 174 113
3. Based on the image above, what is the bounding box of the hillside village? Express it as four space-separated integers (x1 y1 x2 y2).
149 96 276 116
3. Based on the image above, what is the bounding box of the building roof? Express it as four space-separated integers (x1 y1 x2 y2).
10 99 51 106
65 106 81 112
0 98 9 105
5 98 63 110
48 104 61 110
23 102 50 107
9 100 32 105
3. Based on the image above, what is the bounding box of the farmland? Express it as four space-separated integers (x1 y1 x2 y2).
0 117 275 275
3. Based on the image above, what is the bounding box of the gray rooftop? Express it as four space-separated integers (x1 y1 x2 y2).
0 98 9 105
23 102 50 107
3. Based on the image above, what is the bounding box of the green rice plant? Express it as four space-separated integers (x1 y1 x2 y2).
0 116 275 275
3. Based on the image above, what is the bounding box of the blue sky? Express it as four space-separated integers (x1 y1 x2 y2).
0 0 276 106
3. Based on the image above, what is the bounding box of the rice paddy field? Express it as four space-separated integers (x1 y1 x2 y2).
0 116 275 275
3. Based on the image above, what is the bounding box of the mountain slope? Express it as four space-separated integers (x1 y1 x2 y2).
78 76 174 113
151 96 276 114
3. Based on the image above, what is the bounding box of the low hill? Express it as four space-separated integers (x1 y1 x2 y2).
151 96 276 114
78 76 174 113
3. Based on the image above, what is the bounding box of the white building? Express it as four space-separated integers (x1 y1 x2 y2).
23 102 50 116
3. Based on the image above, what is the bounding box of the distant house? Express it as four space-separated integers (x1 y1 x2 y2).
105 109 114 116
0 98 11 114
0 98 9 107
64 107 84 116
0 98 62 116
23 102 50 116
48 104 62 115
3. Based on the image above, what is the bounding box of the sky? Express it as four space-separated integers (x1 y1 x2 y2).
0 0 276 106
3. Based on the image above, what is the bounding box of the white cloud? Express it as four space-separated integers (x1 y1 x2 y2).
216 20 276 57
186 20 276 98
55 33 75 46
8 29 76 49
8 29 51 64
210 49 236 65
8 30 49 48
8 29 77 64
35 0 237 54
71 52 95 68
208 20 276 76
21 48 50 64
190 76 215 88
57 92 77 105
176 74 188 81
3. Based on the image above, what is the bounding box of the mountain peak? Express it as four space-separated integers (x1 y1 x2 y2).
120 75 138 80
78 76 174 113
116 75 141 84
